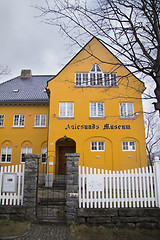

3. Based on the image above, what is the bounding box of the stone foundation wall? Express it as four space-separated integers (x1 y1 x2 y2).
77 208 160 228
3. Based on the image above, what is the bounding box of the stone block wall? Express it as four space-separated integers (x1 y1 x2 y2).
77 208 160 228
66 153 79 225
0 154 39 221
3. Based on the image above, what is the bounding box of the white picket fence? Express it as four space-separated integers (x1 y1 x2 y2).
79 158 160 208
0 164 25 205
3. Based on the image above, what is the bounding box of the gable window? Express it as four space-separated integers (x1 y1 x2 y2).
122 141 136 151
13 114 25 127
75 64 117 87
0 114 4 127
120 102 134 118
90 102 104 118
34 114 46 127
91 141 105 151
21 147 32 162
59 102 74 118
41 147 47 163
1 147 12 162
104 73 117 86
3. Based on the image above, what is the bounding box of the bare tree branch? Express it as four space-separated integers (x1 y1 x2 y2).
34 0 160 113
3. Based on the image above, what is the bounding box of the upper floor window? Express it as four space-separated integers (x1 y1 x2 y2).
59 102 74 118
34 114 46 127
41 147 47 163
122 141 136 151
1 147 12 162
120 102 134 118
75 64 117 87
0 114 4 127
21 147 32 162
90 102 104 118
91 141 105 151
13 114 25 127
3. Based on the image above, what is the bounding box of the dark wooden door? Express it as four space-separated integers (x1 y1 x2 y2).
59 146 76 174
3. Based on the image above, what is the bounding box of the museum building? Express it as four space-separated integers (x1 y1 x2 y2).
0 37 147 178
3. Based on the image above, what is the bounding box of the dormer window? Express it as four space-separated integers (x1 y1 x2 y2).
75 64 117 87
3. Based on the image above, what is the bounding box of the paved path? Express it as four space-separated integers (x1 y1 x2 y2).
13 224 73 240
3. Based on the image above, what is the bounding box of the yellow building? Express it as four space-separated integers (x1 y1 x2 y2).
0 38 147 181
0 70 52 179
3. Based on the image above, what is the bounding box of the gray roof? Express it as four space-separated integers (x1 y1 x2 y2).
0 75 54 104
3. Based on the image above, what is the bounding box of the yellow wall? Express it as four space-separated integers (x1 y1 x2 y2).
47 38 147 173
0 105 48 173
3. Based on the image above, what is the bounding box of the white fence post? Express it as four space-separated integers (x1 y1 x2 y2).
153 156 160 208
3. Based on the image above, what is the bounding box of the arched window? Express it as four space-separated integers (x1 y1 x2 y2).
90 64 103 86
1 141 12 163
75 64 117 87
20 141 32 163
41 141 47 163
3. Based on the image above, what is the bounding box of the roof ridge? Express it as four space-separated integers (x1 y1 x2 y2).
0 75 55 86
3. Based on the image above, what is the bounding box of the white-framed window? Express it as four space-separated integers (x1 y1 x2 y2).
91 141 105 151
34 114 46 127
59 102 74 118
13 114 25 127
75 64 117 87
122 141 136 151
120 102 134 118
104 73 117 86
0 114 4 127
41 147 47 163
21 147 32 162
90 102 104 118
1 147 12 162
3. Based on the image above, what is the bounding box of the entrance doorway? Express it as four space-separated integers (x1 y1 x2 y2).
59 146 76 174
56 138 76 175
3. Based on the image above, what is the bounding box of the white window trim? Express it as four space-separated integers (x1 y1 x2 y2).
91 141 105 151
59 102 74 118
20 147 32 162
1 147 12 163
13 114 25 127
90 102 105 118
120 102 134 118
0 114 4 127
122 141 136 151
34 114 46 128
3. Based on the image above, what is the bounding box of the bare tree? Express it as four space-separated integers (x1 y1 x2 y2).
35 0 160 113
145 112 160 165
0 65 10 79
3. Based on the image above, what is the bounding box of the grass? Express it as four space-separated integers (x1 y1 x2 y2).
70 225 160 240
0 219 30 237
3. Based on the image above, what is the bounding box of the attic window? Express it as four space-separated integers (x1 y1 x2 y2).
13 89 19 92
75 64 118 87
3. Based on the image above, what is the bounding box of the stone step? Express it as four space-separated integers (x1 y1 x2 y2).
37 218 67 224
39 198 66 206
52 184 66 190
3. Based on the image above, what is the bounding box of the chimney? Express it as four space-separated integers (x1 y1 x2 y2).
20 69 32 78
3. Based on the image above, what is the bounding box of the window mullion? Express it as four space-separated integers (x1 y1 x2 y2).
66 102 68 117
40 115 42 126
5 147 7 162
18 116 20 126
96 103 98 117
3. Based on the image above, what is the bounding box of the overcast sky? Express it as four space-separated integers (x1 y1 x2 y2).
0 0 158 115
0 0 75 83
